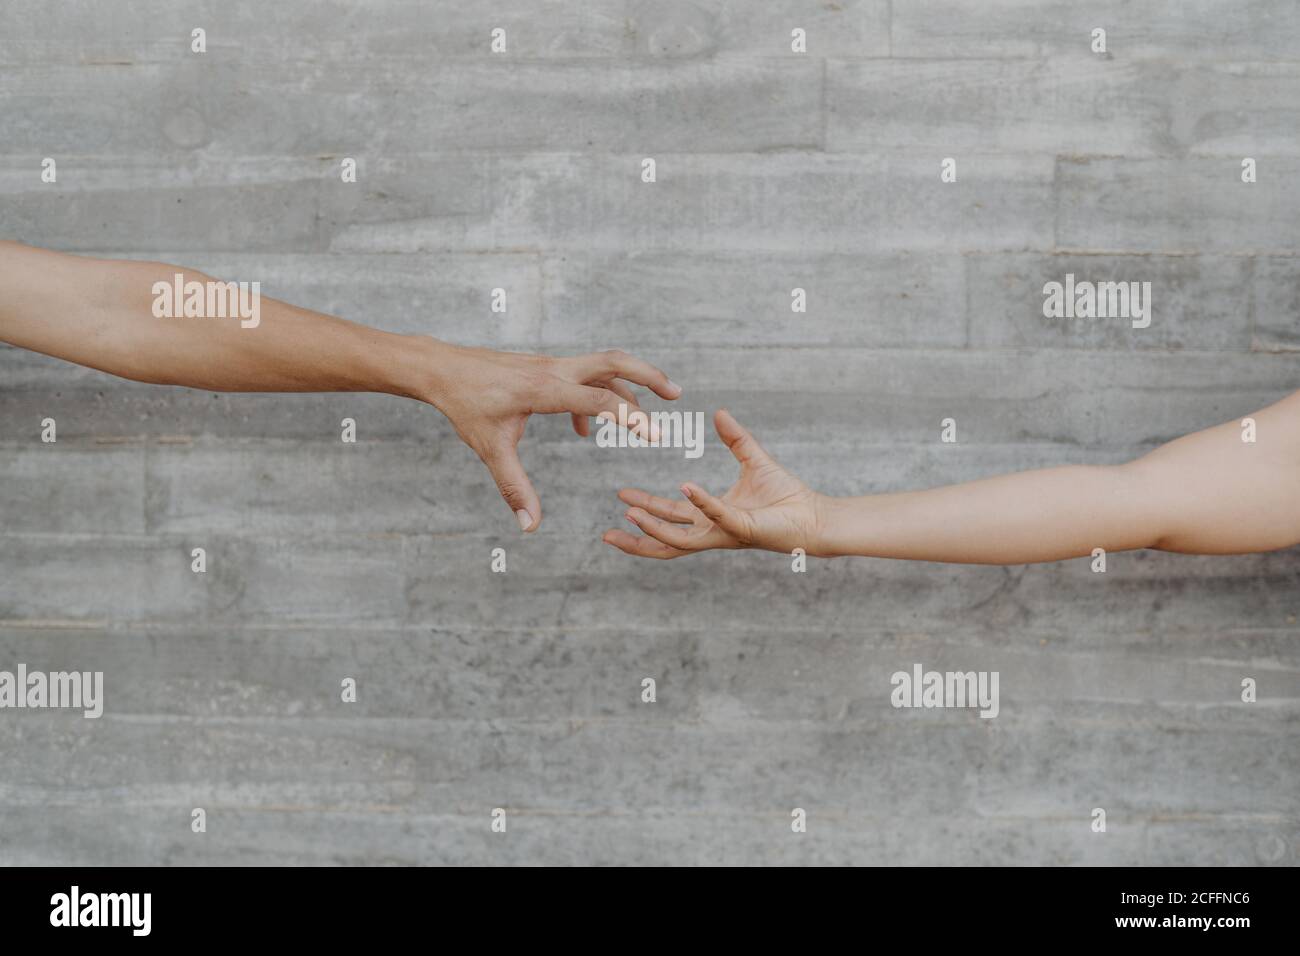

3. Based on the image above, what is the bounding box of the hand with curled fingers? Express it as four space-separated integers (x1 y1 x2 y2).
423 343 680 532
603 408 829 559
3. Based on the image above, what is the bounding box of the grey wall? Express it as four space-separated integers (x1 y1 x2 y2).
1 1 1298 865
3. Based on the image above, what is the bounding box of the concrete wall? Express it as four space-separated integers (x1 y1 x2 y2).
1 1 1297 865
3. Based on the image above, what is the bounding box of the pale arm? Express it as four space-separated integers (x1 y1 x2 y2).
608 397 1300 564
820 393 1300 561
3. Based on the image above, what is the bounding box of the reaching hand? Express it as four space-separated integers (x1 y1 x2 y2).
424 343 680 532
603 409 826 559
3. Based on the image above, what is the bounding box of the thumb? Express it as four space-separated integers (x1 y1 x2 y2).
483 442 542 532
681 482 754 545
714 408 774 469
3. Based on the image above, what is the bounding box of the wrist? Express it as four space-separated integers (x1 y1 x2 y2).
808 493 845 558
379 333 455 406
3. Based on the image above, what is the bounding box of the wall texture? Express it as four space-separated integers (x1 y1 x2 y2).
1 1 1297 865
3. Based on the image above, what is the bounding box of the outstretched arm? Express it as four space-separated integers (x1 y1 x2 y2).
606 395 1300 564
0 240 434 395
0 241 680 531
820 392 1300 561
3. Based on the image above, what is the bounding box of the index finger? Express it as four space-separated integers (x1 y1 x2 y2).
567 350 681 400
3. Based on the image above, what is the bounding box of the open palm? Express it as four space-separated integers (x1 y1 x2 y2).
604 409 826 559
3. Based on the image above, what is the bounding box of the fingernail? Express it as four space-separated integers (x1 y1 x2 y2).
666 380 682 396
516 509 533 531
625 511 636 524
680 484 693 498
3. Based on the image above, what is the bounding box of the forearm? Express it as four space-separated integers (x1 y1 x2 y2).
816 464 1159 563
0 241 434 399
815 392 1300 564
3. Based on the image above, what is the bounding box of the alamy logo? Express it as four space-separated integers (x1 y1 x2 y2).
1042 273 1151 329
890 663 999 718
50 886 150 936
152 273 261 328
0 664 103 718
595 403 705 459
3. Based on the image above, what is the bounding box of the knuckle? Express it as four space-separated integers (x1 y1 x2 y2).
495 479 526 501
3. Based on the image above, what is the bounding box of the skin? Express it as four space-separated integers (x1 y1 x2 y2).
606 398 1300 564
0 241 680 531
